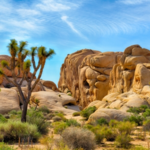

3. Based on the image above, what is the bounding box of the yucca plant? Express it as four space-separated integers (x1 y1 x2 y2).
0 39 55 122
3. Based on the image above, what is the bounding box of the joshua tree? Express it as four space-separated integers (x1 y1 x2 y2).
0 39 55 122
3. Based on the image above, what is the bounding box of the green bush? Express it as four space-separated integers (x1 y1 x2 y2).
143 109 150 118
109 119 119 127
0 121 40 142
127 105 149 114
0 114 7 123
116 121 135 135
72 112 80 116
52 122 68 134
80 106 96 120
125 115 144 126
0 142 16 150
143 120 150 131
115 134 131 148
55 112 67 121
91 125 117 142
96 118 108 126
52 116 62 122
27 115 49 135
37 106 50 114
65 119 80 127
62 127 95 150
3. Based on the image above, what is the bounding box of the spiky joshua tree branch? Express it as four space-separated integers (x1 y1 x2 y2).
0 39 55 122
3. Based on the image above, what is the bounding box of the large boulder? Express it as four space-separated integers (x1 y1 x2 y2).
0 88 20 114
87 108 130 124
30 91 77 114
58 49 122 108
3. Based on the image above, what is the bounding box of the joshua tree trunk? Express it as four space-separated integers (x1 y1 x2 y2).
21 102 28 122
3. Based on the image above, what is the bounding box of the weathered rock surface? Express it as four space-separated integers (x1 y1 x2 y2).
0 88 20 114
58 49 123 108
87 108 130 124
30 91 78 114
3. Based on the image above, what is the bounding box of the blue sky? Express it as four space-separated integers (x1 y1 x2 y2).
0 0 150 85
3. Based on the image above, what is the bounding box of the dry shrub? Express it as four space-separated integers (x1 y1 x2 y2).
62 127 95 150
115 134 131 148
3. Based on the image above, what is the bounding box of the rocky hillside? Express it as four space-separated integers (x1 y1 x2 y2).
58 45 150 110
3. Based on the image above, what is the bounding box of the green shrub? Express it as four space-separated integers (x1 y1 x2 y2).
91 125 117 142
52 116 62 122
116 121 135 135
109 119 119 127
55 112 67 121
143 120 150 131
72 112 80 116
96 118 108 126
127 105 149 114
66 119 80 127
130 146 148 150
0 114 7 123
80 106 96 120
52 122 68 134
62 127 95 150
0 142 16 150
125 115 144 126
115 134 131 148
143 109 150 118
0 121 40 142
8 110 18 115
27 115 49 135
37 106 50 114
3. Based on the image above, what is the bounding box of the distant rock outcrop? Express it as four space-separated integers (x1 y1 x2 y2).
0 55 33 87
58 49 123 108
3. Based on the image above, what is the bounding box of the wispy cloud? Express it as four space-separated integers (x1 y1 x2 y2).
61 16 81 35
118 0 149 5
36 0 77 12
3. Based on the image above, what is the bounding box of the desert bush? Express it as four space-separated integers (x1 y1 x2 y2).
116 121 135 135
115 134 131 148
127 105 149 114
91 125 117 142
130 146 148 150
54 139 70 150
143 109 150 118
143 120 150 131
38 106 50 114
0 114 7 123
125 115 144 126
55 112 67 121
72 112 80 116
52 116 62 122
0 142 16 150
52 122 68 134
80 106 96 120
39 135 54 150
83 124 93 130
96 118 108 126
66 119 80 127
0 121 40 142
62 127 95 150
27 110 49 135
109 119 119 127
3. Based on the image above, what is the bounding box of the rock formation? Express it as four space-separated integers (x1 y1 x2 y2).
0 55 33 87
58 49 123 108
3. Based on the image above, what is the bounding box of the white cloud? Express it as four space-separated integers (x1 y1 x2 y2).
118 0 149 5
17 9 41 17
36 0 71 12
61 16 81 35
